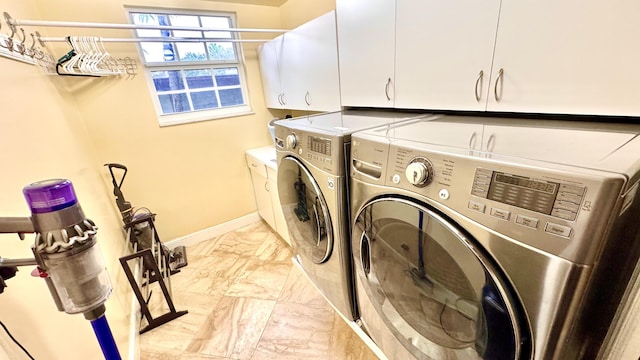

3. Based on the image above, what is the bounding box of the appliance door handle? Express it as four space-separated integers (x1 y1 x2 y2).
360 232 371 276
313 201 323 247
494 68 504 102
384 77 392 101
475 70 483 102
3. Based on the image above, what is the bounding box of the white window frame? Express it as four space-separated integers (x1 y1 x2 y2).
127 7 253 127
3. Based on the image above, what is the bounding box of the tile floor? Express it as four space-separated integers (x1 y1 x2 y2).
139 221 378 360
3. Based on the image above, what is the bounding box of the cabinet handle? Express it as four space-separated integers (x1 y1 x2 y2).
486 134 496 152
384 78 392 101
277 93 283 105
494 68 504 102
305 91 311 106
281 93 286 105
475 70 483 102
469 132 477 150
264 181 270 192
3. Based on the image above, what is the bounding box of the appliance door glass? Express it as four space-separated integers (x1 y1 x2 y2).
353 197 523 360
278 156 333 263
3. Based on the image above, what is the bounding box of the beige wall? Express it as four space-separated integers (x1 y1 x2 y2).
33 0 283 242
0 1 130 359
279 0 335 29
0 0 334 358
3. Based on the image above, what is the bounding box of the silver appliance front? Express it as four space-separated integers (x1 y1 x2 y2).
349 117 640 359
352 196 529 360
277 151 354 320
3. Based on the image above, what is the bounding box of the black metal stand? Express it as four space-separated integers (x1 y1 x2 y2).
120 248 188 334
119 214 187 334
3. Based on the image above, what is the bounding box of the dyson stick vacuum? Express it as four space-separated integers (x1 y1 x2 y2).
0 179 121 359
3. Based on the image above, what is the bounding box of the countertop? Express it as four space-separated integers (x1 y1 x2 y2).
246 145 277 170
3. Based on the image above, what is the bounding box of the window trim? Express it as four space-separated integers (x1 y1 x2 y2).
127 7 253 127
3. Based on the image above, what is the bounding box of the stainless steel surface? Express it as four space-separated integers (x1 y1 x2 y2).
349 117 640 359
274 110 434 322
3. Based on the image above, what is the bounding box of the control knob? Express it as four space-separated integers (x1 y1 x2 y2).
286 134 298 149
405 158 434 187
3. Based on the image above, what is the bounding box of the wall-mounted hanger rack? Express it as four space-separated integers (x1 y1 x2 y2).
1 12 55 73
2 11 288 77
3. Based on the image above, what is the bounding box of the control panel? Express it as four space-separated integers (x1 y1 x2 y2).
472 169 585 222
275 126 343 175
351 134 627 265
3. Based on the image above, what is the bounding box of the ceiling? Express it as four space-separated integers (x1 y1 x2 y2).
205 0 289 7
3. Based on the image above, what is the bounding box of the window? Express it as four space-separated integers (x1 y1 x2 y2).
128 9 252 126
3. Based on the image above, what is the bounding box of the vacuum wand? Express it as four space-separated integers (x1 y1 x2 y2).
14 179 121 359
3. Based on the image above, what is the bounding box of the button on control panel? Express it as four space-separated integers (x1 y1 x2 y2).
545 222 572 238
490 208 511 221
468 200 486 213
515 214 539 229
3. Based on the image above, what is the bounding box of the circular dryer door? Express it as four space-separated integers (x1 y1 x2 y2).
353 197 526 360
277 156 333 264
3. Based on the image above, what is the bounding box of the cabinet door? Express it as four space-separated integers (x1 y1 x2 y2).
298 11 341 112
487 0 640 116
395 0 501 111
249 167 277 230
279 31 308 110
257 37 284 109
336 0 396 107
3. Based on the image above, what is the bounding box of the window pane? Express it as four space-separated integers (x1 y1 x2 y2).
202 16 232 39
214 68 240 86
176 43 207 61
191 91 219 110
159 93 190 114
207 43 236 61
219 88 244 106
140 42 168 62
151 71 185 91
185 69 214 88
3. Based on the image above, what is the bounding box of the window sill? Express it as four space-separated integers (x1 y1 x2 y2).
158 105 254 127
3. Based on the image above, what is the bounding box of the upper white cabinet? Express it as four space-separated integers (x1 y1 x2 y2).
394 0 501 111
257 11 341 112
336 0 396 107
336 0 640 117
487 0 640 116
257 37 285 109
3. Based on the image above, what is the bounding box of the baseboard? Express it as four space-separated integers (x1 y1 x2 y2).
164 212 261 249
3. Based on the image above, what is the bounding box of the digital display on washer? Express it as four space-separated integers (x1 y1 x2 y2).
308 136 331 156
494 173 558 194
487 172 560 214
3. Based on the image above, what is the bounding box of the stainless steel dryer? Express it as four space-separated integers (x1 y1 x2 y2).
349 116 640 359
274 110 433 320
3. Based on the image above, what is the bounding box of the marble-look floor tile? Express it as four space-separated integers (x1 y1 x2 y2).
186 296 276 360
255 232 293 263
140 221 381 360
328 313 379 360
225 260 292 300
278 263 329 308
252 302 334 360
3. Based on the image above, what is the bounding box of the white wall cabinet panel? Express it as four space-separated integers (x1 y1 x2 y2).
487 0 640 116
395 0 501 111
258 11 341 112
257 37 285 109
336 0 396 107
296 11 341 112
